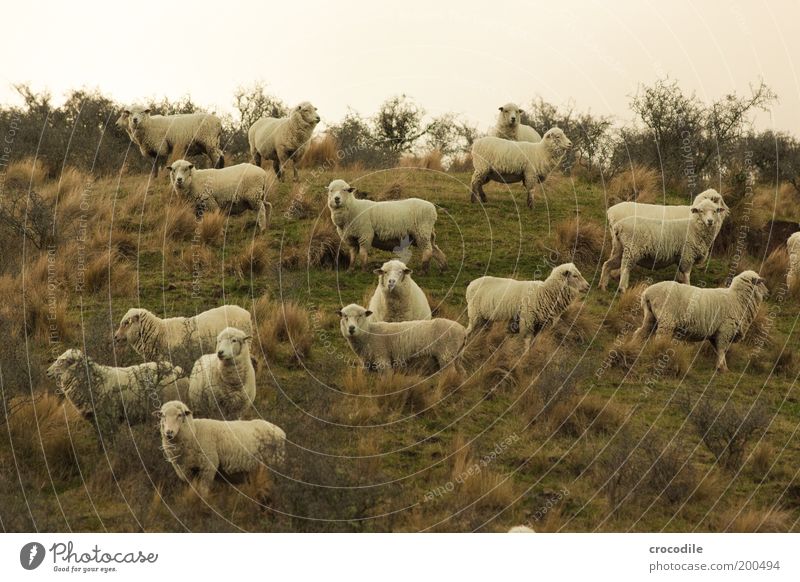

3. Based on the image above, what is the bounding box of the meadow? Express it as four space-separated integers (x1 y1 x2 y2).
0 152 798 533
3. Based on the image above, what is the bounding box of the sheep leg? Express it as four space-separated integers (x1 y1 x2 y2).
193 467 216 496
256 202 268 232
618 251 633 292
465 315 489 337
713 336 731 373
358 235 373 271
600 253 622 291
523 173 536 209
676 265 692 285
273 159 283 181
470 171 489 203
211 147 225 169
252 149 262 168
417 234 433 274
633 301 657 342
431 232 447 272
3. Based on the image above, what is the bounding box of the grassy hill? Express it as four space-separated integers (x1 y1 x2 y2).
1 159 798 532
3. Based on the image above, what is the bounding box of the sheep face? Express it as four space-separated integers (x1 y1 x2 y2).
158 401 192 440
294 101 321 126
215 327 251 361
338 304 373 338
168 160 195 191
327 179 355 210
733 270 769 300
498 103 522 129
374 260 411 292
542 128 572 152
46 348 84 380
552 263 590 293
129 108 152 128
694 189 729 217
114 309 145 346
690 198 725 229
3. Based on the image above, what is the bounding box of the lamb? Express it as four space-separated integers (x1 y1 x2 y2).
338 304 466 373
599 198 726 293
327 179 447 272
465 263 590 350
125 107 224 175
159 400 286 495
470 127 572 208
248 101 320 182
113 305 252 364
168 159 272 232
491 103 541 142
786 232 800 289
367 259 432 322
188 327 256 420
46 348 186 427
607 189 729 226
633 271 769 372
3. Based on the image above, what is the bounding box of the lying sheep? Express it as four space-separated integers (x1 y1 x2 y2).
465 263 590 350
188 327 256 420
159 400 286 495
327 179 447 272
633 271 769 372
113 305 252 364
248 101 320 182
46 348 186 427
470 127 572 208
786 232 800 289
367 259 432 322
168 159 272 232
125 107 224 175
607 189 729 226
338 304 466 373
599 198 726 293
491 103 541 142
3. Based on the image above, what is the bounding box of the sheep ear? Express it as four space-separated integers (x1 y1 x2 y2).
132 314 140 322
403 268 412 275
346 187 356 194
498 106 504 111
188 164 194 170
166 165 173 172
242 335 253 342
336 310 343 317
690 207 700 214
152 410 163 418
122 110 130 116
184 409 192 417
757 277 767 285
373 268 383 275
364 310 373 317
144 108 151 114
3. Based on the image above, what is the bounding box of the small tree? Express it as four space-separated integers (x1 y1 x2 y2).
373 95 429 153
233 82 287 131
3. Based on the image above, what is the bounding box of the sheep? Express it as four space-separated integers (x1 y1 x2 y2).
465 263 590 350
125 107 224 175
168 159 272 232
599 198 726 293
470 127 572 208
367 259 432 322
491 102 541 142
508 525 536 533
607 189 729 226
327 179 447 272
113 305 252 365
633 271 769 372
786 232 800 289
158 400 286 495
248 101 320 182
188 327 256 420
46 348 186 427
338 304 466 373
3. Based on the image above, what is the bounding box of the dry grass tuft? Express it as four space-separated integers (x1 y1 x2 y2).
283 217 349 270
199 211 225 245
230 240 271 279
82 251 136 296
252 297 314 365
605 282 648 333
720 507 791 532
607 164 660 204
285 185 317 220
553 216 606 266
162 202 197 241
300 134 338 169
3 158 48 189
379 179 405 200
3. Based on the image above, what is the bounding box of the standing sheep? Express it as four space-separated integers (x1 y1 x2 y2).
599 198 726 293
125 107 224 175
465 263 590 350
168 159 272 232
367 259 432 322
248 101 320 182
490 103 542 142
633 271 769 372
113 305 253 364
159 400 286 495
338 304 466 373
607 189 729 226
786 232 800 290
188 327 256 420
327 179 447 272
46 348 186 428
470 127 572 208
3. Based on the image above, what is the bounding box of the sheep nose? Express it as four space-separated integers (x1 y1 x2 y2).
176 178 183 184
165 430 174 438
348 325 355 335
217 350 225 358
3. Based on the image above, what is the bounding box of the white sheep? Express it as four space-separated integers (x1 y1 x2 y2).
633 271 769 372
327 179 447 272
599 198 726 293
168 159 272 232
113 305 252 364
248 101 320 182
607 189 729 226
188 327 256 420
46 348 185 426
470 127 572 208
125 107 224 175
508 525 536 533
786 232 800 289
159 400 286 495
490 103 541 142
338 304 466 373
465 263 590 350
367 259 432 322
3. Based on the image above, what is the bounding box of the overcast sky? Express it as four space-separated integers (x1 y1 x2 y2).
3 0 798 132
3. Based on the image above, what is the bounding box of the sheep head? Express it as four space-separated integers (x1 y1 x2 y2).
114 308 147 346
690 198 725 229
338 304 372 338
294 101 321 126
167 159 195 192
327 179 356 210
498 103 522 129
158 400 193 440
550 263 590 294
374 259 412 292
542 127 572 153
215 327 252 362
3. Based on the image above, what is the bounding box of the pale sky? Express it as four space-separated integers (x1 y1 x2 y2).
3 0 799 132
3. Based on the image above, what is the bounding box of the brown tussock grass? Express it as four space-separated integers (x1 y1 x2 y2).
283 216 348 270
82 252 136 296
607 164 660 204
300 134 338 169
378 178 406 200
447 434 517 510
3 158 49 189
252 296 313 364
448 153 472 173
609 335 691 379
162 202 197 241
230 239 271 279
752 184 800 220
553 216 606 266
720 507 791 533
760 245 789 294
285 184 317 220
552 303 598 345
199 211 225 245
341 368 444 418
